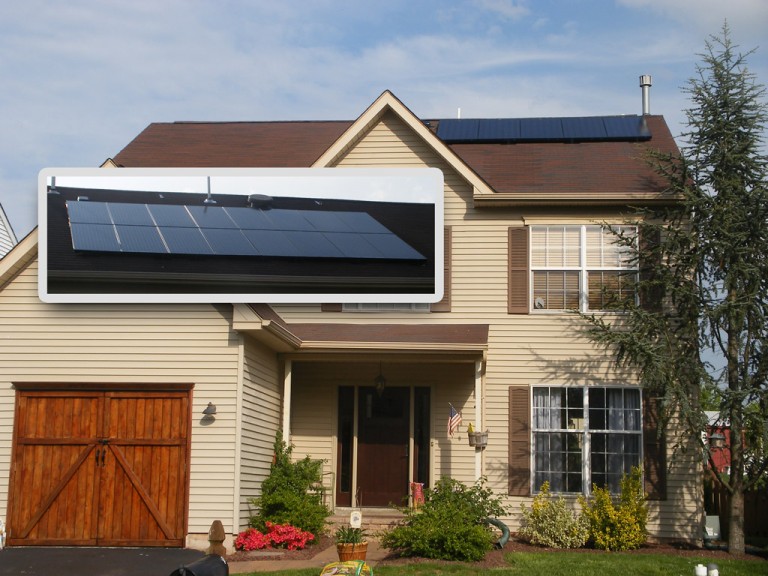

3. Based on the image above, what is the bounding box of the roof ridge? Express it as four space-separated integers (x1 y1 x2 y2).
168 119 352 125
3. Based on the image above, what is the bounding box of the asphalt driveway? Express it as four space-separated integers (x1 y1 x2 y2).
0 547 206 576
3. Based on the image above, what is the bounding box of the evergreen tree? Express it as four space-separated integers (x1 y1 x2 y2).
581 23 767 554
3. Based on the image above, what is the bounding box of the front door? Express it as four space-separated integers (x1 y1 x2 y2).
336 386 430 508
356 386 410 507
7 389 190 546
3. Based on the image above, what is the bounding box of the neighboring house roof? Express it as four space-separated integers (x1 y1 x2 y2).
112 90 679 207
46 186 435 295
0 202 18 259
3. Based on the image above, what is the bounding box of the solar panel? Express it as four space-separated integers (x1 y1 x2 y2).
435 119 479 141
159 226 213 255
562 117 607 140
478 119 520 141
437 115 651 142
285 231 345 258
324 232 384 258
301 210 352 233
147 204 197 227
66 200 425 261
363 233 425 260
520 118 563 140
200 228 258 256
334 211 390 234
263 209 315 231
115 225 167 253
70 223 121 251
108 202 154 226
67 201 112 224
186 205 238 229
241 230 302 257
604 116 650 139
222 206 273 230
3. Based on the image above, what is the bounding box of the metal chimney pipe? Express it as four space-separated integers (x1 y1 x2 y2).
639 74 652 115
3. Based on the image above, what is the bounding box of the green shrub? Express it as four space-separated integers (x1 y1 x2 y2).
380 476 507 562
519 482 589 548
579 467 648 551
248 431 329 537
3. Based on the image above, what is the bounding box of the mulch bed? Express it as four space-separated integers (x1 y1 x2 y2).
227 536 767 569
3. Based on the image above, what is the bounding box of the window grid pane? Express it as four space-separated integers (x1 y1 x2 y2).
587 271 638 310
532 225 638 312
533 387 641 495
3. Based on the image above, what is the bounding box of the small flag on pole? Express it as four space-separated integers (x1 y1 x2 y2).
448 403 462 437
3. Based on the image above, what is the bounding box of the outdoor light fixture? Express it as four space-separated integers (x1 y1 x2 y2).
202 402 217 416
708 432 725 449
374 362 386 397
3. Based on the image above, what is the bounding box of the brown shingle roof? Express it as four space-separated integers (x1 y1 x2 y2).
113 121 352 168
445 115 677 202
112 114 678 204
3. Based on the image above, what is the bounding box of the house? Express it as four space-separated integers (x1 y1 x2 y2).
0 203 17 259
0 89 703 550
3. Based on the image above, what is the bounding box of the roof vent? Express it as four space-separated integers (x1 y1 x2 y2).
248 194 273 209
639 74 652 115
77 196 89 201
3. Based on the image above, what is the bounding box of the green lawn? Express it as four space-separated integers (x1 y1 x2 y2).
238 551 766 576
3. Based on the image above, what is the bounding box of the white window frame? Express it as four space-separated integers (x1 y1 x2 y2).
529 225 638 313
530 385 643 495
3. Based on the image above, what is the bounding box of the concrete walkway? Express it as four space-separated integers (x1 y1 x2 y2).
229 539 388 573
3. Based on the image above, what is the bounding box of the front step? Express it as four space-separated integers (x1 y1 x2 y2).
329 508 405 533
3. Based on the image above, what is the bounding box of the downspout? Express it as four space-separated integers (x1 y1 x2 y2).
474 358 484 479
232 334 246 536
282 359 293 443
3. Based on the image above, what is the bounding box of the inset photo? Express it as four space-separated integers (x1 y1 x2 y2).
39 168 443 303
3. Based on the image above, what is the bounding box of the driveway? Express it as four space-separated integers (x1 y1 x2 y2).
0 547 205 576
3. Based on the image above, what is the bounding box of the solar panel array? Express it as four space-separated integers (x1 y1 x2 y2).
66 201 426 260
436 115 651 143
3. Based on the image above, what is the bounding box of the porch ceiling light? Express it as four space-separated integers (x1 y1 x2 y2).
375 362 386 396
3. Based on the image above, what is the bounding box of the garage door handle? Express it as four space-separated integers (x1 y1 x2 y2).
100 449 106 467
94 448 101 466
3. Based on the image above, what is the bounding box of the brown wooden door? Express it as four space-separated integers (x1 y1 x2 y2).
356 386 410 507
7 390 190 547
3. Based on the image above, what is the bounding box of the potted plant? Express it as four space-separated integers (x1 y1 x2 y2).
334 526 368 561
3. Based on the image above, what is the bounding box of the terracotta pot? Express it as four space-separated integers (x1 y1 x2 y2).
336 541 368 561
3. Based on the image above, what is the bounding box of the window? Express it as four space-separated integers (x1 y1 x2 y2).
532 386 641 494
342 303 430 312
530 225 637 311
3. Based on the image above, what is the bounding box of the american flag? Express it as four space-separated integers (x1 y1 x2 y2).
448 404 462 437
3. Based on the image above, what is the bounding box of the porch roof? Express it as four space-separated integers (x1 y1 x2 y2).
238 303 488 354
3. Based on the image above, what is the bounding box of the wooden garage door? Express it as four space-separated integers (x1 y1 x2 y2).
7 389 191 547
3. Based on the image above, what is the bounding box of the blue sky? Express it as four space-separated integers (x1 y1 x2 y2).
1 0 766 238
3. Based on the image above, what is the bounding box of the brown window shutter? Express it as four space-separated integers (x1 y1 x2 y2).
431 226 452 313
642 390 667 500
508 386 531 496
321 303 343 312
508 227 529 314
639 228 663 312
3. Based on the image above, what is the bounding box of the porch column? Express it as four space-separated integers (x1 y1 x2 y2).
474 358 483 479
282 359 292 442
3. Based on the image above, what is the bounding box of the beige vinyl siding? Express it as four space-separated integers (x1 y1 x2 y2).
0 260 242 536
237 336 282 529
271 111 701 541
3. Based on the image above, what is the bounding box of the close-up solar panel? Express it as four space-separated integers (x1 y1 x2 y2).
436 115 652 142
66 200 426 261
